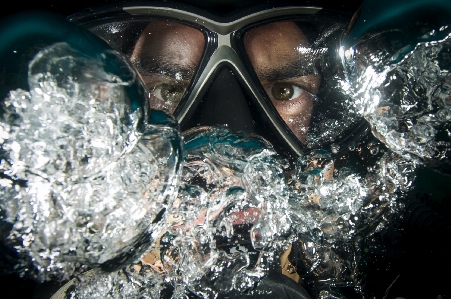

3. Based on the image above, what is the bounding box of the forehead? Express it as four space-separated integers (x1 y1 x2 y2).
243 21 311 74
244 21 309 44
131 21 205 70
132 21 204 54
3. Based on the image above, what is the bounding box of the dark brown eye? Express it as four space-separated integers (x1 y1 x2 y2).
160 83 185 102
271 82 294 101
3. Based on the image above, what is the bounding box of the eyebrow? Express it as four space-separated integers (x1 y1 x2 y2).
255 59 317 82
132 56 197 79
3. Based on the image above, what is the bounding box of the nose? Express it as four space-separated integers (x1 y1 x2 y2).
179 66 255 132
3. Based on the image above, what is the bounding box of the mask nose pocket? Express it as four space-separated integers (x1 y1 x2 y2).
180 66 255 132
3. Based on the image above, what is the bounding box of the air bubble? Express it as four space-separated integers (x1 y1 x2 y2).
331 144 340 154
369 144 380 155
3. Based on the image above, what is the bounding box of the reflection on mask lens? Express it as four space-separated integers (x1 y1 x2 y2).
88 20 206 115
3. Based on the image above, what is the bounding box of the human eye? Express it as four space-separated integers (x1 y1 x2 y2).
141 75 188 114
152 82 186 103
264 75 320 104
268 82 305 101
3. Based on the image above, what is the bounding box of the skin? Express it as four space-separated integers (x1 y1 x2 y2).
131 21 205 114
243 21 321 143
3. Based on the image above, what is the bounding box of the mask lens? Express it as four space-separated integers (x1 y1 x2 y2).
88 20 206 115
243 19 362 149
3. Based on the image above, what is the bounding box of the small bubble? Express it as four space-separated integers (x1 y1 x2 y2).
369 144 379 155
331 144 339 154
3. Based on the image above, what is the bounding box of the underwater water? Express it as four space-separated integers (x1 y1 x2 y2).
1 21 451 299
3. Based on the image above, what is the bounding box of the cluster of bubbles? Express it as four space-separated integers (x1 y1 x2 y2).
0 42 182 281
340 24 451 164
70 126 295 298
63 130 419 298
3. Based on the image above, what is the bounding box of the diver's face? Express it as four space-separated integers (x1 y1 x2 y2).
244 22 320 143
131 21 320 143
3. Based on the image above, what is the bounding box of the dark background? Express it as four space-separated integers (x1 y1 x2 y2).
2 0 363 19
